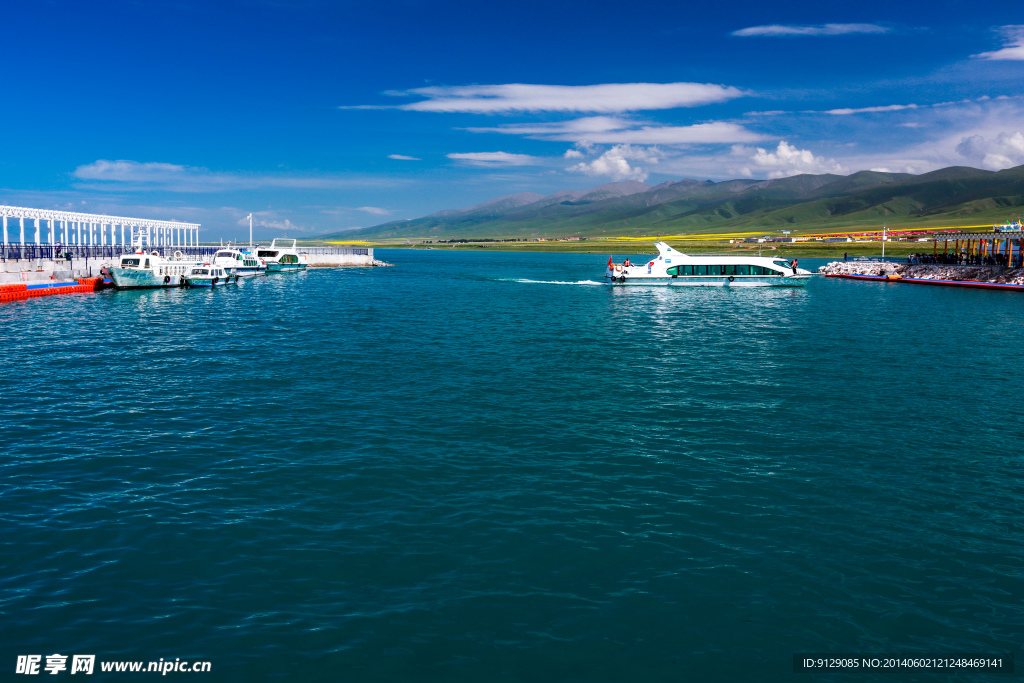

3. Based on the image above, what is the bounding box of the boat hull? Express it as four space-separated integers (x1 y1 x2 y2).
109 268 187 290
605 275 810 287
266 263 307 273
227 266 265 277
187 275 237 288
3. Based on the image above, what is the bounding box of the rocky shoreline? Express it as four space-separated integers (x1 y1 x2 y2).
819 261 1024 286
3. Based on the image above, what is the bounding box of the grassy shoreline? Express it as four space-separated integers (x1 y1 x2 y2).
306 240 950 258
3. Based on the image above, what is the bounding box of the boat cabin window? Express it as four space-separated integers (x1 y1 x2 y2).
668 264 782 276
144 259 150 268
122 258 141 267
257 250 277 258
774 260 793 270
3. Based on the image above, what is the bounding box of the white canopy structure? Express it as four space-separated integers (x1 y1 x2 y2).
0 205 200 248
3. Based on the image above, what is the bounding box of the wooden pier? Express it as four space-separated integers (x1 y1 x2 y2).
920 228 1024 266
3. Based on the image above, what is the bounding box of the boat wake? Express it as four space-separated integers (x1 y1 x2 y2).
501 278 605 286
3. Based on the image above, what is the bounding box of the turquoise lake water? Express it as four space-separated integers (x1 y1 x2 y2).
2 249 1022 681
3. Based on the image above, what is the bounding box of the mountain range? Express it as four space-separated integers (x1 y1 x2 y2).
323 164 1024 240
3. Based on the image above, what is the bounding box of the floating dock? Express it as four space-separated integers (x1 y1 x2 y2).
825 273 1024 292
0 278 106 303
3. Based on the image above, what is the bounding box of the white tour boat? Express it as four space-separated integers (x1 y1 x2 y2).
210 247 265 277
258 239 308 273
605 241 813 286
184 265 236 288
107 229 202 289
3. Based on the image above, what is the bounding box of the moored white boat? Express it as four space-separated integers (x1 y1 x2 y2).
258 239 308 273
605 241 813 286
210 247 265 277
184 265 236 288
107 228 202 289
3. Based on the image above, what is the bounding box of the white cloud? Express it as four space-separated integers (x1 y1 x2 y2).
732 23 891 37
376 82 745 113
387 154 421 160
955 131 1024 170
739 141 847 179
355 206 392 215
446 152 540 166
255 218 301 232
466 116 634 136
545 100 1024 183
467 117 763 145
73 160 384 192
75 160 189 182
563 141 600 159
755 96 1007 118
568 145 661 182
824 103 920 115
973 25 1024 61
557 122 764 145
237 211 304 233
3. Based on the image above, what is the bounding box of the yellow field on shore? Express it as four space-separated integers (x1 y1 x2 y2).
321 222 1002 251
314 239 954 259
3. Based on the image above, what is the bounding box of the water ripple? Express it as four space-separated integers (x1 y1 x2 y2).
1 253 1022 681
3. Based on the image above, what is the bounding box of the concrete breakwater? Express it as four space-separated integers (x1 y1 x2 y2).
298 247 378 267
820 261 1024 287
291 247 392 267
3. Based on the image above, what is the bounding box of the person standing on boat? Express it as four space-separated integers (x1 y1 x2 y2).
792 258 798 274
623 258 632 267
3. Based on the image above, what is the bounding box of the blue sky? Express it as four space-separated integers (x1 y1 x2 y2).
2 0 1023 239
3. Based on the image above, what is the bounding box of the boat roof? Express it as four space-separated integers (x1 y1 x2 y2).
652 241 792 264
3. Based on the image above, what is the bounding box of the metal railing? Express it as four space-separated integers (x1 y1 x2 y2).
1 245 221 261
2 244 371 259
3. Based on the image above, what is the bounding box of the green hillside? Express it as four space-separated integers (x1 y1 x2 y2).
319 165 1024 240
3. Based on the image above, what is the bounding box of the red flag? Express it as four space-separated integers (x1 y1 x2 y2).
607 255 613 268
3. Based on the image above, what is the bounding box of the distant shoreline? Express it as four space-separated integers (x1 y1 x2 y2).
306 240 939 258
